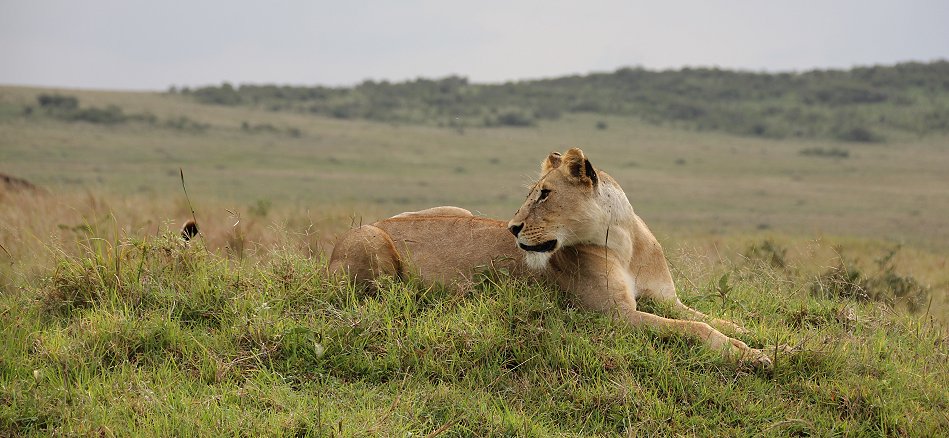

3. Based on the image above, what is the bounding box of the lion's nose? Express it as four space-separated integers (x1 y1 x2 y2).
508 223 524 237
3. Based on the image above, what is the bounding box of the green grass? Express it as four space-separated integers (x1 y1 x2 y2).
1 232 946 436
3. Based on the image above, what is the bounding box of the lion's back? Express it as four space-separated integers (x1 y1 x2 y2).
373 215 525 285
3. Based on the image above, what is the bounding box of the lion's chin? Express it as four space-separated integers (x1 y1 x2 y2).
523 251 553 270
518 239 558 252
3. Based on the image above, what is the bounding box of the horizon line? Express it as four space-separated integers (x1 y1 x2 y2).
2 58 946 93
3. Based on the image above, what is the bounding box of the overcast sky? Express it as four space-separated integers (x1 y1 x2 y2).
1 1 947 90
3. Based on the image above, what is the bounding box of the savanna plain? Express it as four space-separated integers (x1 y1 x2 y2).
1 65 948 436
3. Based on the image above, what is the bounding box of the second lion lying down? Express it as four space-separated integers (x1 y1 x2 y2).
329 148 772 367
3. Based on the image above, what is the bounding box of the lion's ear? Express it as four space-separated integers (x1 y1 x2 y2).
540 151 562 176
562 148 598 188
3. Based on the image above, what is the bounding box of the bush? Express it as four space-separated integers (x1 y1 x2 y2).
164 116 209 132
127 112 158 124
661 101 706 121
330 104 358 119
33 94 144 126
800 147 850 158
241 122 278 133
810 248 930 312
532 104 562 120
37 94 78 110
834 126 883 143
192 82 242 106
66 105 127 124
811 264 867 301
241 122 303 137
489 110 535 127
743 240 788 269
249 199 272 217
802 83 888 106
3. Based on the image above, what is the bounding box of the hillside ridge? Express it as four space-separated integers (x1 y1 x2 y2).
181 61 949 142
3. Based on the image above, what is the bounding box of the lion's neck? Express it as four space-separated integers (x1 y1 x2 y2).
598 179 635 225
573 177 636 262
598 181 636 261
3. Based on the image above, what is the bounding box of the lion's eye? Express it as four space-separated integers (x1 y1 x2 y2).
538 189 551 202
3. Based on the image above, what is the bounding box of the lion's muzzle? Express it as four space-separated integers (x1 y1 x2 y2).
518 239 558 253
508 223 524 237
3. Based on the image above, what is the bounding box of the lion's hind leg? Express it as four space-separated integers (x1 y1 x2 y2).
328 225 402 289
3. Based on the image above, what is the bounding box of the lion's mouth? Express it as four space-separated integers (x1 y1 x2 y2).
518 239 558 253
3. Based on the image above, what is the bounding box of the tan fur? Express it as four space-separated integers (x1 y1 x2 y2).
329 210 531 290
390 206 473 219
329 150 772 367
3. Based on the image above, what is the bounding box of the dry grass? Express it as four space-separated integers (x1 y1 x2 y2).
2 188 946 323
3 86 949 248
0 188 383 294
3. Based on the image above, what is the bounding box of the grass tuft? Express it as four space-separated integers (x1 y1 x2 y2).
810 247 932 313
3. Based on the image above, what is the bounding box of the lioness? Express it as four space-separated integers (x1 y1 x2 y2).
329 148 772 367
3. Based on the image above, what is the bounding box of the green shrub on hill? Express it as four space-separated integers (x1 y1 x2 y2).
65 105 128 124
36 94 129 124
31 94 214 131
184 62 949 141
37 94 79 111
799 147 850 158
189 82 242 105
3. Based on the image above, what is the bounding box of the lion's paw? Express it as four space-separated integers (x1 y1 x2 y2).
741 348 773 370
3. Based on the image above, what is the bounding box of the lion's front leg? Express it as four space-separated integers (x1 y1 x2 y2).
629 237 750 334
555 249 771 368
622 308 771 368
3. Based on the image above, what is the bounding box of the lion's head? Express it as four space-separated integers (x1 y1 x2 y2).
508 147 620 269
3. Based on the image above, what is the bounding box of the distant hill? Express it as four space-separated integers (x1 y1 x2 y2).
181 61 949 142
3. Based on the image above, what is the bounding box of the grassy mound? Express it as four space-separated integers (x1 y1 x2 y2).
1 234 947 436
